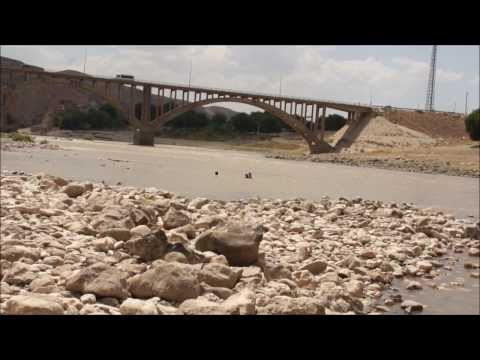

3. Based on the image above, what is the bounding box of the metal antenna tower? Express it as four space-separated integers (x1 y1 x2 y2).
425 45 438 111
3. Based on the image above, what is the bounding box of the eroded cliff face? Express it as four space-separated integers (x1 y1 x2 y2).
1 80 100 131
1 56 236 132
1 57 125 132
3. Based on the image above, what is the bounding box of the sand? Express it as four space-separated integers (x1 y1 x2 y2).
334 116 437 153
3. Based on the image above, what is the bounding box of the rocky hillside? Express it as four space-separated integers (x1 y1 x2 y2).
383 109 467 140
201 106 238 120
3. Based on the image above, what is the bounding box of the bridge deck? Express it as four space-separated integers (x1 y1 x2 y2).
1 66 373 113
1 65 461 116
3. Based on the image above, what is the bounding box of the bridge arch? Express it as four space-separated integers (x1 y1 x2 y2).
149 97 333 153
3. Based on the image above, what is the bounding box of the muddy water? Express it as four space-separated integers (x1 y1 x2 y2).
1 137 479 314
383 253 479 315
1 138 478 219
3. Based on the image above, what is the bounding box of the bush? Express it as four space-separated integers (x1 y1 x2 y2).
99 103 118 119
210 113 227 128
251 112 283 133
465 109 480 141
231 113 258 133
55 104 128 130
325 114 347 131
166 111 209 129
8 132 34 142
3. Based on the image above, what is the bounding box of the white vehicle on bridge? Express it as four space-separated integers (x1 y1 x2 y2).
116 74 135 80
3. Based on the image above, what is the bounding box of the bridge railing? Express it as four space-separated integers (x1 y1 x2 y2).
2 66 463 116
29 67 375 109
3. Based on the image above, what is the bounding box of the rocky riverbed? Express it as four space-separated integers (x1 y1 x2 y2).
266 153 480 178
1 171 479 315
1 138 61 152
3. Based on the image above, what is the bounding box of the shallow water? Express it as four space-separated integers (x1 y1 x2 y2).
384 253 479 315
2 138 478 219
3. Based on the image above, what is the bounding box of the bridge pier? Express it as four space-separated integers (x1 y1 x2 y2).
133 129 155 146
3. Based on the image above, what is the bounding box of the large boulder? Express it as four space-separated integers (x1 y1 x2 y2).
219 289 256 315
29 276 59 293
299 260 328 275
264 263 292 280
63 184 86 198
163 208 190 230
93 237 116 252
164 252 189 264
5 295 64 315
200 283 234 299
128 260 201 302
130 206 157 227
130 225 152 237
199 263 242 289
119 298 160 315
90 206 135 232
65 263 130 300
119 298 182 315
3 262 37 286
125 228 168 261
2 246 41 262
257 296 325 315
65 222 97 236
195 222 264 266
179 297 223 315
188 198 209 209
100 228 132 242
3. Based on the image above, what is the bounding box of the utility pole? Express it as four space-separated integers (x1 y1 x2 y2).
465 91 469 115
83 47 87 74
425 45 438 111
369 87 373 105
188 60 192 88
279 77 282 96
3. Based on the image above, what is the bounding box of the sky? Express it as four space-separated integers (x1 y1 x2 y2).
2 45 478 115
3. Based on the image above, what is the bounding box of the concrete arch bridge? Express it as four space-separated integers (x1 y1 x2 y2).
1 66 374 153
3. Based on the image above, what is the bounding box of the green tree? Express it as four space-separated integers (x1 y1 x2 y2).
55 103 129 130
231 113 257 133
325 114 347 130
166 111 209 129
257 112 283 133
99 103 118 119
465 108 480 141
209 113 227 131
56 108 88 130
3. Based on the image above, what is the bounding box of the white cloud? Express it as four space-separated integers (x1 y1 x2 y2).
2 45 474 112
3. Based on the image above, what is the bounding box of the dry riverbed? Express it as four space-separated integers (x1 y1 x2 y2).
1 171 479 315
267 143 480 178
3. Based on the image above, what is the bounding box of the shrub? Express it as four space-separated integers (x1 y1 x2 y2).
465 109 480 141
166 111 209 129
99 103 118 119
325 114 347 130
210 113 227 128
251 112 283 133
231 113 258 133
8 132 34 143
55 104 128 130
